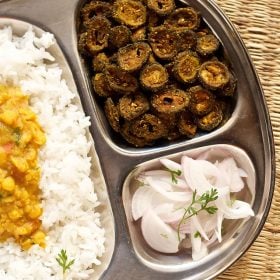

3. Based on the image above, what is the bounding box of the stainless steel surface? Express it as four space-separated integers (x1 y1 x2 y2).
0 0 275 279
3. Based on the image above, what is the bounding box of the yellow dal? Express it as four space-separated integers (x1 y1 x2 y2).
0 85 46 250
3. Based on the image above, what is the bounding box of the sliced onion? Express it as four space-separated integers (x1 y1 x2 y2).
205 231 218 246
216 157 245 192
160 158 182 173
144 172 189 189
143 170 171 177
146 177 193 202
141 208 182 253
190 221 208 261
197 211 218 233
182 156 214 194
215 199 254 219
155 203 185 223
131 186 164 220
215 210 224 242
191 216 209 241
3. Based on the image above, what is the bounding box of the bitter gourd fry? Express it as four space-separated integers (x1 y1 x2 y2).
140 63 169 91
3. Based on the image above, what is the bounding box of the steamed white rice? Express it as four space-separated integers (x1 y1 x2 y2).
0 26 106 279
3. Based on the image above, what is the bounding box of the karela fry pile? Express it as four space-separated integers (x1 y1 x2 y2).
78 0 236 147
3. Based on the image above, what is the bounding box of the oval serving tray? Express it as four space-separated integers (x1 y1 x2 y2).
0 0 275 279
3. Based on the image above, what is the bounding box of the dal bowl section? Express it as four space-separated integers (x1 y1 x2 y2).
0 18 115 280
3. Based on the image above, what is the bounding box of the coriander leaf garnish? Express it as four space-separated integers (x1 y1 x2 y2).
56 249 75 275
194 231 201 238
177 188 218 241
165 168 182 184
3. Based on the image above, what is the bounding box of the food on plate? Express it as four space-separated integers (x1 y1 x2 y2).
198 60 230 90
188 85 215 116
147 0 175 16
173 50 201 83
0 26 106 279
178 110 197 138
131 151 254 260
140 63 169 92
196 34 220 56
148 26 179 60
105 64 138 94
104 97 121 132
197 103 223 131
121 120 154 147
0 85 46 250
119 93 150 121
81 1 112 25
85 16 111 55
129 113 168 141
164 7 201 31
151 88 190 114
113 0 147 28
109 25 131 49
117 42 151 72
178 30 197 52
78 0 236 147
92 52 110 72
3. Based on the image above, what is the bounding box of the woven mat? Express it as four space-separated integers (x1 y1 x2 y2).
213 0 280 279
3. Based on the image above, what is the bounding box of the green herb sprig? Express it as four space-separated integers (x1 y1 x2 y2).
56 249 75 275
166 168 182 184
177 188 218 241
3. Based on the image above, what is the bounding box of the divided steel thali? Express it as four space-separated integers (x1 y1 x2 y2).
0 0 275 279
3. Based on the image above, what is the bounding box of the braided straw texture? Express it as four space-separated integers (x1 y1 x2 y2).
214 0 280 279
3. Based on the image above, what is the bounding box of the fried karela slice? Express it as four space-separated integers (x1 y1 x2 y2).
196 34 220 56
81 1 112 26
151 88 190 113
148 26 179 60
109 25 132 48
197 103 223 131
113 0 147 28
105 65 139 94
173 51 200 83
140 63 169 91
85 16 111 54
164 7 201 31
117 42 151 72
198 60 230 90
178 110 197 138
147 0 175 16
119 93 150 120
188 85 215 116
130 113 168 141
104 98 121 132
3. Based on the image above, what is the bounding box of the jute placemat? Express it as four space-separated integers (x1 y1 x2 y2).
213 0 280 279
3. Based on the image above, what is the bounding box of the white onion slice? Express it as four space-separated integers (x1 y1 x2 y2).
215 210 224 242
131 186 164 220
160 158 182 173
182 156 215 194
155 203 185 223
191 216 209 241
144 173 189 189
141 209 181 253
217 157 245 192
216 199 254 219
146 177 193 202
190 221 208 261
